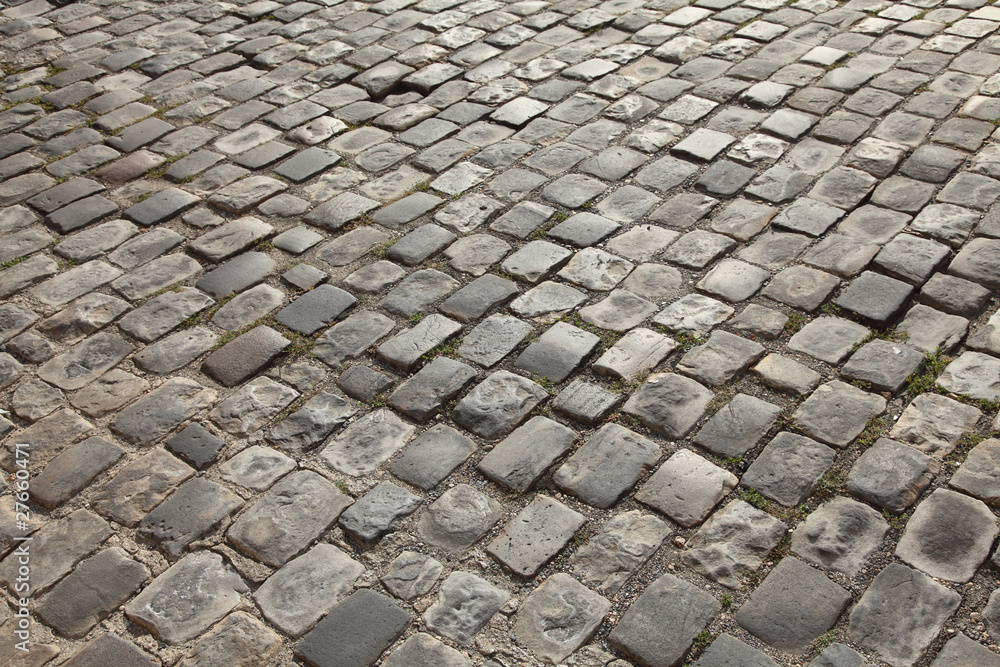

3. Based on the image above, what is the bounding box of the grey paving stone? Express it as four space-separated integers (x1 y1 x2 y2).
202 325 290 387
165 423 225 470
118 288 214 342
478 416 577 492
593 327 676 380
515 321 599 382
321 408 415 476
387 424 475 491
737 557 850 653
217 445 295 493
377 314 462 371
210 376 299 438
389 357 476 421
112 253 202 301
794 381 886 448
296 589 411 666
31 260 122 308
554 423 660 509
417 483 501 552
949 237 1000 291
228 470 351 567
124 551 248 645
382 551 444 601
693 634 778 667
762 265 840 312
382 633 472 667
742 432 836 506
694 393 781 458
623 372 713 438
846 437 938 515
177 612 281 667
61 633 158 667
938 351 1000 402
488 495 586 577
636 449 736 528
849 563 961 667
444 235 511 277
35 332 132 392
265 391 357 454
138 477 243 560
340 481 422 547
424 571 509 646
682 499 787 589
609 573 720 667
109 377 216 446
106 228 184 270
36 547 148 639
891 393 983 458
787 316 869 366
314 310 395 370
387 224 456 265
792 496 889 576
931 635 1000 667
275 285 356 335
896 488 997 583
134 327 217 375
841 340 924 394
514 573 610 663
662 229 736 269
676 330 765 387
31 436 124 509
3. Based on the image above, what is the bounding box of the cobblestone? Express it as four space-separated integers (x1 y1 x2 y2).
4 1 1000 664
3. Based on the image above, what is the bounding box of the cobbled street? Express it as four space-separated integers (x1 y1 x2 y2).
2 0 1000 664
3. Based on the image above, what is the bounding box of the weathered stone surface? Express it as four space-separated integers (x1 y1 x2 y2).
636 449 737 527
37 293 130 344
265 391 356 453
792 495 890 576
938 351 1000 402
896 488 997 583
32 436 124 509
202 326 290 387
623 373 713 439
849 563 961 667
424 571 509 645
177 612 282 667
62 633 158 667
609 573 721 667
417 484 501 551
35 547 148 639
477 417 576 492
118 288 214 342
676 330 765 387
111 378 216 445
743 432 836 506
452 370 548 439
37 332 133 391
126 552 248 645
218 445 295 493
377 314 462 371
488 496 586 577
682 500 787 589
296 590 411 667
0 508 110 595
694 634 778 667
571 510 669 594
382 550 444 602
228 470 352 567
554 423 660 509
847 438 938 514
339 481 421 546
314 310 395 369
254 543 365 636
92 448 194 527
135 328 217 375
694 393 781 458
514 573 611 663
389 357 476 421
138 478 243 560
320 409 415 476
382 633 472 667
950 438 1000 505
793 381 886 448
737 557 851 653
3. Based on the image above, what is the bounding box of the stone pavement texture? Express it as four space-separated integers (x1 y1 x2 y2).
4 0 1000 664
